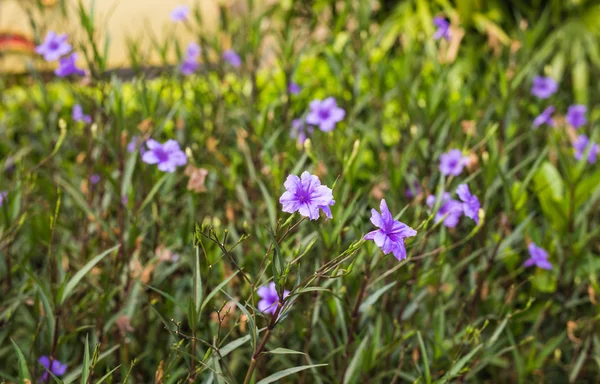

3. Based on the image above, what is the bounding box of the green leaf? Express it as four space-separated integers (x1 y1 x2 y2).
417 331 431 384
442 344 483 380
256 364 328 384
10 338 31 382
266 347 306 355
359 282 396 313
343 335 370 384
194 245 203 314
220 334 251 357
60 245 120 305
80 335 90 384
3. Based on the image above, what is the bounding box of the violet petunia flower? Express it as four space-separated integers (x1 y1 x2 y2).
0 191 7 207
433 17 451 41
55 52 85 77
306 97 345 132
364 199 417 261
566 104 587 129
279 171 335 220
290 118 314 144
426 193 464 228
39 356 67 381
533 106 555 128
456 184 480 224
72 104 92 124
439 149 469 176
170 5 190 22
223 49 241 68
573 135 599 164
288 82 301 95
35 31 71 62
257 282 290 315
530 76 558 99
142 139 187 173
524 243 552 270
180 42 201 75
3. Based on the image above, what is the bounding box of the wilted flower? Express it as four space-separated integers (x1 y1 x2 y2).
426 193 463 228
439 149 469 176
456 184 480 224
0 191 7 207
257 282 290 315
306 97 345 132
55 52 85 77
533 106 555 128
524 243 552 270
573 135 599 164
35 31 71 61
290 118 314 144
365 199 417 261
223 49 241 68
141 139 187 172
90 174 100 185
72 104 92 124
288 82 301 94
433 16 451 41
530 76 557 99
39 356 67 381
185 165 209 192
279 171 335 220
566 105 587 129
180 42 200 75
170 5 189 22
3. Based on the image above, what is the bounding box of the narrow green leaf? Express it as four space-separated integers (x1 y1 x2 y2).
417 331 431 384
11 338 31 381
266 347 306 355
60 245 120 305
256 364 328 384
343 335 370 384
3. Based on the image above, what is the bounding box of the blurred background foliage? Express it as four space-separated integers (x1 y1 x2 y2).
1 0 600 383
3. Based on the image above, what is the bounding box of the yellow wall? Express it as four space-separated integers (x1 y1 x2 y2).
0 0 220 72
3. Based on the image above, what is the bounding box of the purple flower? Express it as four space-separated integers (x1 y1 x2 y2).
566 104 587 129
290 118 314 144
405 181 422 199
170 5 190 22
35 31 71 62
90 174 100 185
257 282 290 315
0 191 7 207
141 139 188 173
279 171 335 220
180 43 200 75
364 199 417 261
426 193 464 228
223 49 241 68
433 17 451 41
38 356 67 381
72 104 92 124
530 76 558 99
306 97 345 132
288 82 301 94
439 149 469 176
54 52 85 77
127 136 139 153
573 135 599 164
456 184 480 224
533 106 555 128
121 195 129 205
524 243 552 270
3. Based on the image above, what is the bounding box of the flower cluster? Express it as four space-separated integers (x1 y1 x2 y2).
290 97 345 144
180 43 201 75
427 184 480 228
36 31 85 77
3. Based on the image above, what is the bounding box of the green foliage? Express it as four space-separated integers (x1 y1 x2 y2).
1 0 599 383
